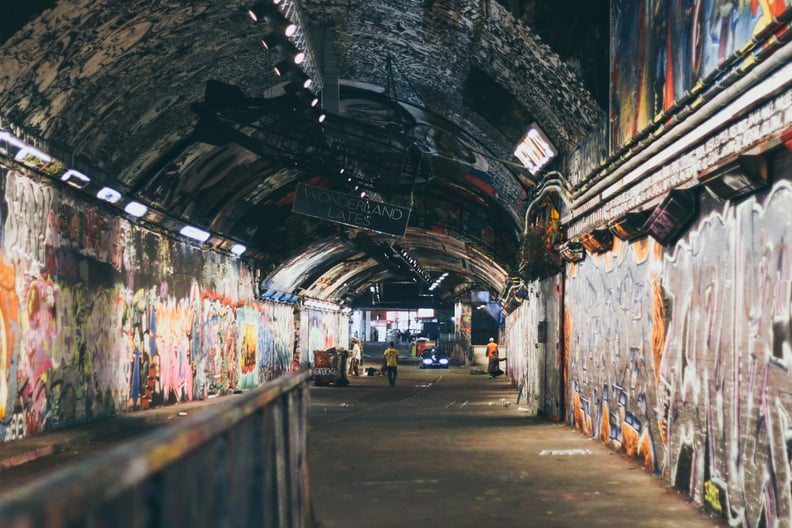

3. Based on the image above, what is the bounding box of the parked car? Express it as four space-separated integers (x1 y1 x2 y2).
419 348 449 369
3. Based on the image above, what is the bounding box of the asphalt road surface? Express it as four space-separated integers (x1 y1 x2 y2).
308 364 724 528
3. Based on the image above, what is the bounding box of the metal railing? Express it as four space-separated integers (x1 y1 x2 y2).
0 371 314 528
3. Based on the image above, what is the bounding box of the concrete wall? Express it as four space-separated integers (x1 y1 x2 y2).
563 153 792 526
504 275 563 419
0 168 296 442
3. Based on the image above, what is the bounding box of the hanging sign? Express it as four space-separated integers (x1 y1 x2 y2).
292 183 411 236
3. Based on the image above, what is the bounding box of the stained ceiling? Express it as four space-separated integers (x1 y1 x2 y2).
0 0 606 308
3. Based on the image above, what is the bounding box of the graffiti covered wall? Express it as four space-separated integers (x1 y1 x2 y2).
299 308 350 364
610 0 792 148
504 275 563 418
565 154 792 526
0 168 296 442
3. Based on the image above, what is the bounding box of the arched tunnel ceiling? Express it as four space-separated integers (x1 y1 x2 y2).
0 0 605 308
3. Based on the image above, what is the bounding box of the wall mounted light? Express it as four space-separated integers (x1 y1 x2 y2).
124 201 148 218
96 186 122 203
180 225 211 243
579 226 613 253
303 298 341 311
61 169 91 189
698 153 768 200
608 210 651 241
643 188 698 245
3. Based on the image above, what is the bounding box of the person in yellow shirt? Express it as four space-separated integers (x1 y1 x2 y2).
383 341 399 386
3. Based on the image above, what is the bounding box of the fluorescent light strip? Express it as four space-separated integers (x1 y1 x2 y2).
180 225 211 243
61 169 91 188
124 201 148 217
96 186 122 203
0 131 52 164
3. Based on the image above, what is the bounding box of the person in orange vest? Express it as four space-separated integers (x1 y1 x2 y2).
486 338 505 379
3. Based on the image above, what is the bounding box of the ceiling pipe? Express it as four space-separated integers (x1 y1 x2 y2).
570 39 792 212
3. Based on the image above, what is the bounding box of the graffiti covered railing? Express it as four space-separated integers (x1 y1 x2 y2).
0 371 314 528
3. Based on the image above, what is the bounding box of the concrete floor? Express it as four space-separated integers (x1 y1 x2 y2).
0 362 725 527
308 363 725 528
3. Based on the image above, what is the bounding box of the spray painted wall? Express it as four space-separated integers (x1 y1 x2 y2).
610 0 792 148
504 276 564 419
565 156 792 526
0 168 296 442
300 308 350 364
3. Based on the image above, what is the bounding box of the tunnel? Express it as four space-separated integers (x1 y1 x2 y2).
0 1 792 526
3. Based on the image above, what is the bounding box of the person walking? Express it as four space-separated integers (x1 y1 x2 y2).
383 341 399 386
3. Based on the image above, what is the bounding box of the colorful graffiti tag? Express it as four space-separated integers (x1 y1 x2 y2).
565 179 792 526
0 170 297 442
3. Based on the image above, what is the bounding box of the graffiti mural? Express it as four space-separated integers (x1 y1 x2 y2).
610 0 792 148
0 252 19 421
565 177 792 526
300 308 349 364
0 168 299 443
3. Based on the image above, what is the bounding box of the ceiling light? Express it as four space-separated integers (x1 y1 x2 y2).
513 123 558 175
0 130 24 157
61 169 91 189
273 59 297 77
96 186 122 203
180 225 211 243
260 34 284 50
283 23 297 37
230 243 247 256
249 5 297 38
0 131 53 167
124 201 148 218
289 85 320 107
264 38 303 63
247 3 279 24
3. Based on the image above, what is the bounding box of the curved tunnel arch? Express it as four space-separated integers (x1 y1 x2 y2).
0 0 604 308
